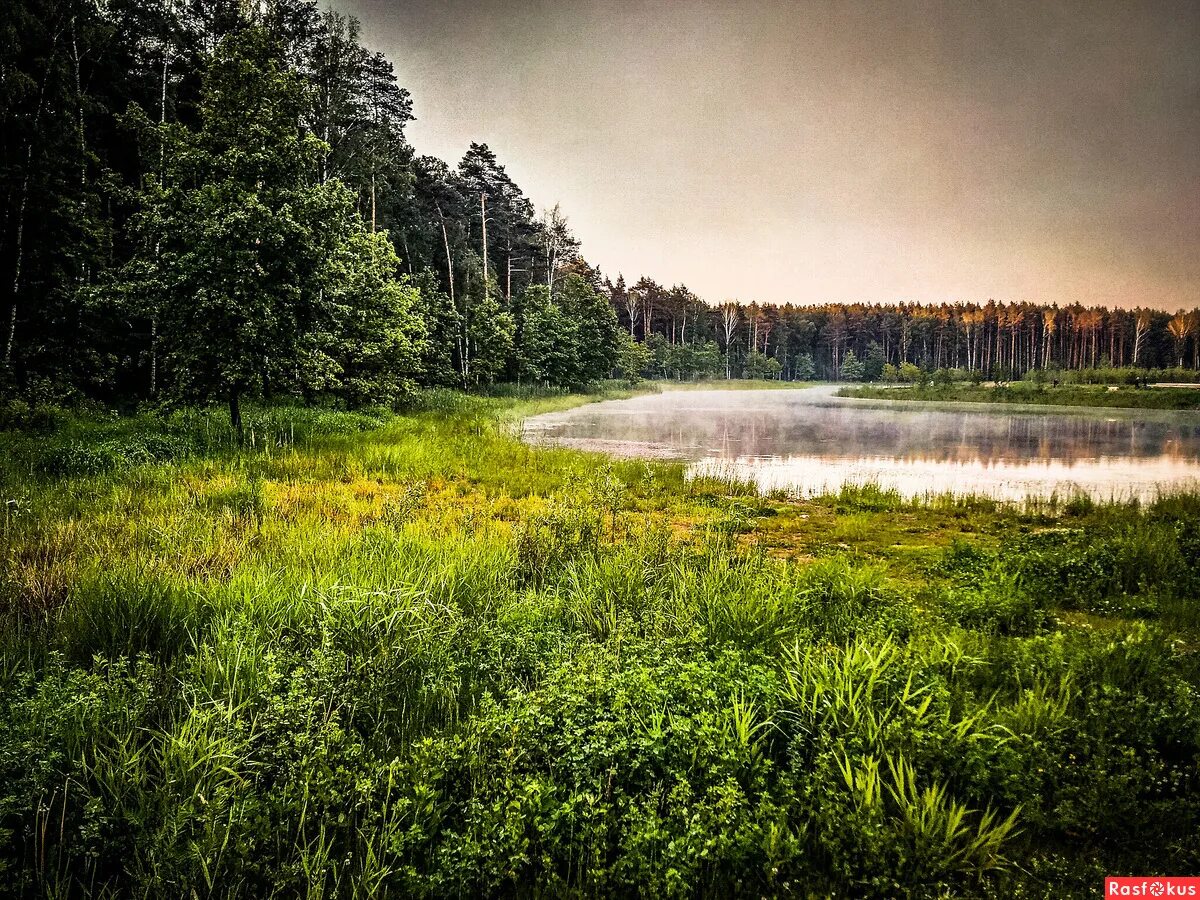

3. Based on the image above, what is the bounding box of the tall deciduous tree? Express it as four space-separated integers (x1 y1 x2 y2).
560 273 618 383
120 27 420 432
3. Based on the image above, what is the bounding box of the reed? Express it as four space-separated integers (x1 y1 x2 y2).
0 390 1196 897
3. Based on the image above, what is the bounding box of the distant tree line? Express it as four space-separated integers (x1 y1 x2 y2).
3 0 1197 422
607 279 1200 383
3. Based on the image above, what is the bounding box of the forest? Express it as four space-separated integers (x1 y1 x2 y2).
4 0 1200 423
1 0 623 427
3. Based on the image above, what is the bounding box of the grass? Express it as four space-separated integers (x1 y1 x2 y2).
840 381 1200 410
0 389 1197 898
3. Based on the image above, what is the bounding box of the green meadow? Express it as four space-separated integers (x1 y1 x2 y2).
841 381 1200 410
1 389 1197 898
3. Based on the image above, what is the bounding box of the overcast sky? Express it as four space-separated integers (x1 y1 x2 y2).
330 0 1198 309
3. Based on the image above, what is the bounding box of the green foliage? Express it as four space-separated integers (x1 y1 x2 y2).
116 29 426 424
863 341 886 381
328 231 426 406
1010 523 1197 617
408 270 462 387
1 393 1199 897
743 350 782 380
512 277 622 388
615 332 652 382
560 274 621 383
794 353 817 381
935 547 1046 635
644 334 725 381
840 349 865 381
1059 366 1200 385
514 285 577 386
467 293 516 386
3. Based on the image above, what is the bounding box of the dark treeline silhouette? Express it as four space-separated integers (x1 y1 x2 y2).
607 278 1200 382
2 0 1197 417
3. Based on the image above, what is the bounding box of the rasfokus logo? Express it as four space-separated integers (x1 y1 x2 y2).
1106 878 1200 897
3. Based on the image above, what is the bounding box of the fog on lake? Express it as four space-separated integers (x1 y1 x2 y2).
522 386 1200 501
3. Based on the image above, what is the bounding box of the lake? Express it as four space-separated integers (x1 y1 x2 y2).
522 385 1200 501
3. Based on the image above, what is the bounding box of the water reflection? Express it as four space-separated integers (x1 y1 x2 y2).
523 387 1200 501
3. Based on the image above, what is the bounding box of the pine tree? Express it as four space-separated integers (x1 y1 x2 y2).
839 349 865 382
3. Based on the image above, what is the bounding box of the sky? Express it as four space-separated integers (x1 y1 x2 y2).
330 0 1199 310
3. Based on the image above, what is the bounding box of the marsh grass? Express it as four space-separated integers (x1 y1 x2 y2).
841 381 1200 411
0 390 1197 897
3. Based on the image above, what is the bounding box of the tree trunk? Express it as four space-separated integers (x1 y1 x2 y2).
3 302 15 367
5 23 63 368
460 267 471 385
5 160 30 367
435 203 456 311
71 21 86 189
400 232 413 275
229 388 243 442
150 316 157 396
480 192 488 283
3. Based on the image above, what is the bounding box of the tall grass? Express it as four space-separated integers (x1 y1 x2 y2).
0 390 1197 897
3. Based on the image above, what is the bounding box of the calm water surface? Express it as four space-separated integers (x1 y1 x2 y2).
522 386 1200 501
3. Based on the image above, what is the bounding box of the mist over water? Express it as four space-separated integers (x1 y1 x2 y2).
523 386 1200 501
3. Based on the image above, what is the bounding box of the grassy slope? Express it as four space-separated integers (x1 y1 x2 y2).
840 382 1200 410
0 389 1198 898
